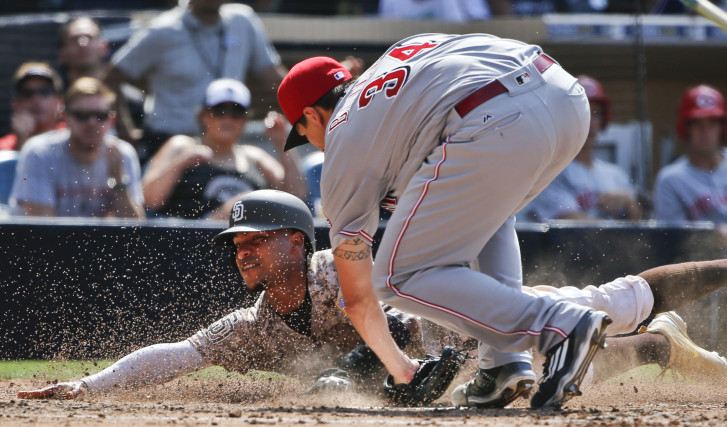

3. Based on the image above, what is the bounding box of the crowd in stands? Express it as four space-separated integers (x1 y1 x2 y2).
0 0 718 17
0 0 725 236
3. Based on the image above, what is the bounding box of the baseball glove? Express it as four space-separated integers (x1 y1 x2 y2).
383 346 467 406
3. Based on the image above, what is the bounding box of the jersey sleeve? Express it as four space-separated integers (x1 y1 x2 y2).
321 172 384 250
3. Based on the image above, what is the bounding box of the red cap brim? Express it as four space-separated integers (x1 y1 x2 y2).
284 126 310 151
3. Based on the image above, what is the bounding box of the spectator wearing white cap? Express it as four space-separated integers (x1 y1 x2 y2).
142 78 307 219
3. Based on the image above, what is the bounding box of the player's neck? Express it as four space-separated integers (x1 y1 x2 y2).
265 266 308 315
189 6 221 26
689 148 723 171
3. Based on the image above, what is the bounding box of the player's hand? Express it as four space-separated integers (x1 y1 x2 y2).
304 368 353 394
17 381 87 399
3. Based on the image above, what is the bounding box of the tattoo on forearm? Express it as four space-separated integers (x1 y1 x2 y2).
333 238 370 261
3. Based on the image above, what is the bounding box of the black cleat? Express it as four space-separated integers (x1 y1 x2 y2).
530 310 611 410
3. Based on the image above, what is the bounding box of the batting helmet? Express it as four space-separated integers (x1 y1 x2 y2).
676 84 727 140
212 189 316 254
577 75 611 129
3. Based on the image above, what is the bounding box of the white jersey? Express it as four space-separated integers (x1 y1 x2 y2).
654 150 727 222
321 33 542 250
520 158 636 221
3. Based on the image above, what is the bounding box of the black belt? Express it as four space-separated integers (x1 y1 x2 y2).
454 54 556 117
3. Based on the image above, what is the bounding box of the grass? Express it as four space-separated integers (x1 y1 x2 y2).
0 360 292 382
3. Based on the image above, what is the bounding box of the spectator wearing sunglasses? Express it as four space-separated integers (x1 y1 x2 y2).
142 78 307 220
0 62 66 151
9 77 145 218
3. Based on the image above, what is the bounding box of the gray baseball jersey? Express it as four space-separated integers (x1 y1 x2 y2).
520 158 636 221
188 249 423 378
320 33 592 367
654 150 727 222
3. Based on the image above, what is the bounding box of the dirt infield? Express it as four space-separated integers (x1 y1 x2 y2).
3 371 727 426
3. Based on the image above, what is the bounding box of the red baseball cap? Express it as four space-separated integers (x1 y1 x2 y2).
278 56 352 151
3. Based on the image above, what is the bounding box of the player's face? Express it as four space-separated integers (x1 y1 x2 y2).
687 117 723 155
295 107 327 152
232 230 304 291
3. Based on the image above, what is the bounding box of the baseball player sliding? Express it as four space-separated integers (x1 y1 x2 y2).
18 191 727 404
277 32 608 409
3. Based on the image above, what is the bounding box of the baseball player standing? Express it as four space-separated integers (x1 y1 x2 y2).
277 33 608 409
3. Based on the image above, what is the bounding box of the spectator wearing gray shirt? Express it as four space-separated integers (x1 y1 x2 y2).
10 77 144 218
103 0 287 164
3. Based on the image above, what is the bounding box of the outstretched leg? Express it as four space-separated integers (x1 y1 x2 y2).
640 259 727 314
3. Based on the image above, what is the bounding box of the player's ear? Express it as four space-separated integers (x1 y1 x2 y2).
301 106 323 127
290 231 305 248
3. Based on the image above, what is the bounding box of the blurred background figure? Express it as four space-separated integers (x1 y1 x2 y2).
57 16 146 139
57 17 109 86
653 84 727 224
9 77 144 218
518 75 642 221
103 0 287 165
142 78 307 220
378 0 494 21
0 62 65 152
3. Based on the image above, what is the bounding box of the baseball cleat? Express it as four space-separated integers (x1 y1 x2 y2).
530 310 611 410
451 362 535 408
640 311 727 381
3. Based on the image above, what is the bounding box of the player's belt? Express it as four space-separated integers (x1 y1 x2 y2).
454 54 556 117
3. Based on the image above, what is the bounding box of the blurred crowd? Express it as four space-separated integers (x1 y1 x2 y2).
0 0 726 238
1 0 725 18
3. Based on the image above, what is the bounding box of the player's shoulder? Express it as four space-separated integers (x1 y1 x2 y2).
309 249 336 276
146 6 186 29
655 156 690 182
308 250 339 290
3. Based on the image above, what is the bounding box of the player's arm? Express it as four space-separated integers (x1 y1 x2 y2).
102 65 141 144
333 237 419 384
18 341 208 399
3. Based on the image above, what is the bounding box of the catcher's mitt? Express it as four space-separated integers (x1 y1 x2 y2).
383 346 467 406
